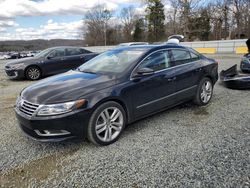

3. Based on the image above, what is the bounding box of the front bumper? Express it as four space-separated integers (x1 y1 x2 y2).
15 107 92 142
5 68 25 79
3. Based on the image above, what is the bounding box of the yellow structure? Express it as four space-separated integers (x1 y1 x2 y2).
195 48 216 54
235 47 248 54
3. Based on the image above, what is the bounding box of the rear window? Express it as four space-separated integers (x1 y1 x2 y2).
190 52 200 60
66 48 82 56
172 50 191 61
80 49 92 54
171 49 192 66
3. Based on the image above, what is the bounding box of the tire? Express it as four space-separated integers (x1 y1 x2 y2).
87 101 126 146
25 66 41 80
193 77 213 106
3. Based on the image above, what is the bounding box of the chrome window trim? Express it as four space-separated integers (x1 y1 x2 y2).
136 85 197 109
130 48 200 80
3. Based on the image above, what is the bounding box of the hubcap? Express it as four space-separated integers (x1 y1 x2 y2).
28 68 40 79
95 107 123 142
201 81 212 103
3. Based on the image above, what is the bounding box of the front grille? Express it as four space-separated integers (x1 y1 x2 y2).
19 100 39 117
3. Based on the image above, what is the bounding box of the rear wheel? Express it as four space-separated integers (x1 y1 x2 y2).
87 101 126 146
194 77 213 106
25 66 41 80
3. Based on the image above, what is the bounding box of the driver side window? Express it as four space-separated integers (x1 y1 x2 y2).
49 48 65 58
139 51 171 71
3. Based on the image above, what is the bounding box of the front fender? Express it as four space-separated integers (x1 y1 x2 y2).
82 89 132 124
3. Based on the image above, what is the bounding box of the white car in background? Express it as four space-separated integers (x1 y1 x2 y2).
0 54 11 60
27 51 37 57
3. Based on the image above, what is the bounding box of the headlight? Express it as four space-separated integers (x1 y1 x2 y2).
11 63 24 69
37 99 86 116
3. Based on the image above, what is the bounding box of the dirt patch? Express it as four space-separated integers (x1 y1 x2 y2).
0 81 8 87
193 107 209 116
0 147 80 188
0 95 17 110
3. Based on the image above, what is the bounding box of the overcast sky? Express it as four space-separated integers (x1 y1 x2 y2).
0 0 149 41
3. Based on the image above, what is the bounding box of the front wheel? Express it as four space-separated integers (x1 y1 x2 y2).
25 66 41 80
87 101 126 146
194 78 213 106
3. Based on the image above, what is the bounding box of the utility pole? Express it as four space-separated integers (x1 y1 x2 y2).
104 21 107 46
103 9 111 46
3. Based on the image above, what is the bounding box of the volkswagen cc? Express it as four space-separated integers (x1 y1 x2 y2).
15 44 218 145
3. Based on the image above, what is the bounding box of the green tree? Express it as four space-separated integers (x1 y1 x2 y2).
198 9 211 41
188 9 211 41
133 18 146 41
146 0 165 42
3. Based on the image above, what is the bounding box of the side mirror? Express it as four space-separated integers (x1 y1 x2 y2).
47 54 54 59
136 67 154 76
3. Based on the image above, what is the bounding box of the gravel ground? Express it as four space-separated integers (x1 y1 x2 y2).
0 54 249 188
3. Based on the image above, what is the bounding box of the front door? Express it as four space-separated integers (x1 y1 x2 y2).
43 48 67 75
130 50 177 118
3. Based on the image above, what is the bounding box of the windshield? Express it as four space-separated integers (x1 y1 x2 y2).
78 49 146 74
35 48 52 57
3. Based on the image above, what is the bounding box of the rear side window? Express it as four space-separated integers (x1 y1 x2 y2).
139 51 171 71
80 49 91 54
190 52 200 61
171 49 191 66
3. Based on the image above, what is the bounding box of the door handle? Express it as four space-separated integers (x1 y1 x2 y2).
167 77 176 82
61 58 65 60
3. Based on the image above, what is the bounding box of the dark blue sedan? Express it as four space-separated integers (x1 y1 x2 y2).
15 44 218 145
5 46 98 80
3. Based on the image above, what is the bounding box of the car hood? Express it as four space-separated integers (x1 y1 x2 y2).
21 70 117 104
5 56 41 66
246 39 250 53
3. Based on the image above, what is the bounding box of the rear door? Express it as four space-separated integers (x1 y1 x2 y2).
65 48 86 69
169 49 203 102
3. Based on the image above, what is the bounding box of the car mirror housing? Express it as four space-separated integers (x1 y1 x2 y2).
47 55 54 59
136 67 154 76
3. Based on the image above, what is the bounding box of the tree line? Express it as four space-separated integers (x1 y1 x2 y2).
83 0 250 46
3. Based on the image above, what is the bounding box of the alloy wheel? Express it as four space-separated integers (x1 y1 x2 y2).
200 80 212 103
95 107 124 142
27 67 40 80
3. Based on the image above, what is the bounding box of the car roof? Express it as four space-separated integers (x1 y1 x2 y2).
46 46 92 53
118 42 149 46
48 46 85 50
114 44 187 52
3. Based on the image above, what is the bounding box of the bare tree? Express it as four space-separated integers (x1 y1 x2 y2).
84 5 112 46
232 0 250 38
177 0 205 41
82 0 250 46
120 6 136 42
166 0 181 35
208 0 233 40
